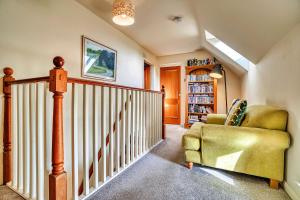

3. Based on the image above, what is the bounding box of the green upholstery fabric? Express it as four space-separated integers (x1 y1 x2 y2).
182 105 290 181
201 124 289 181
241 105 288 131
185 150 201 164
206 114 227 125
182 130 201 151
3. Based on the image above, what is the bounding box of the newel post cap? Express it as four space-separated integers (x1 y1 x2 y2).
3 67 14 76
53 56 65 69
161 85 165 92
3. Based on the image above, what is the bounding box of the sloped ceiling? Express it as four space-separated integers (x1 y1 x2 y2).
76 0 300 69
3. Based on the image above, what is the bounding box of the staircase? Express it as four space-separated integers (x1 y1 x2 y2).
1 56 166 200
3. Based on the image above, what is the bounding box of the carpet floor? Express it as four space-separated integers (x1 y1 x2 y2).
88 125 291 200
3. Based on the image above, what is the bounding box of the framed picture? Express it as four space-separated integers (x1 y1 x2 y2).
82 36 117 81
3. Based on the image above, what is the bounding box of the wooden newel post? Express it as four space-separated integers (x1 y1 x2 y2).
49 56 67 200
161 85 166 140
3 67 15 184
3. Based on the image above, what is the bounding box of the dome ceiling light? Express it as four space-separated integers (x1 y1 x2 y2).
112 0 135 26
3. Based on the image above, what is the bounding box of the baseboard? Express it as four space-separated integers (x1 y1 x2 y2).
284 181 300 200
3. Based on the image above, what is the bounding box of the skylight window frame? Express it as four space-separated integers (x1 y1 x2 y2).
204 30 253 70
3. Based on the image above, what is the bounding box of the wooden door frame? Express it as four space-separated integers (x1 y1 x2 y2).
160 66 181 125
144 60 152 90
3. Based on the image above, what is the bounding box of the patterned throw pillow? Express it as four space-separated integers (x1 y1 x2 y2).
225 99 247 126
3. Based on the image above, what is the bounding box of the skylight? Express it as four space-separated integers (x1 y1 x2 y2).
205 30 253 70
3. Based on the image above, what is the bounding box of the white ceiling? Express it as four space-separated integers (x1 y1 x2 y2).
77 0 300 65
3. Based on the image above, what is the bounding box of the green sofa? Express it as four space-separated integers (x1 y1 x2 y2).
182 105 290 188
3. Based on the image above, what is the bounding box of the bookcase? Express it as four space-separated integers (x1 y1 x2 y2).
184 65 217 128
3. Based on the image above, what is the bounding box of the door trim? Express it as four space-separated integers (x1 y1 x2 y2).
160 66 181 125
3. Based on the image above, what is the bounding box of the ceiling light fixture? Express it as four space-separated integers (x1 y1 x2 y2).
112 0 135 26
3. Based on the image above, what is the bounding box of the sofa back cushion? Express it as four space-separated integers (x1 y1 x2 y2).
224 99 247 126
241 105 288 131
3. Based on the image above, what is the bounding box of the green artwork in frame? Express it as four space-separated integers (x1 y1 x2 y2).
82 36 117 81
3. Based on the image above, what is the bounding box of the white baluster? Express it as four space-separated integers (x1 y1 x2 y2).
138 91 142 155
29 83 36 198
93 86 100 189
135 91 139 158
131 91 135 161
72 83 79 200
23 84 30 195
17 84 23 191
115 88 121 172
12 85 18 188
36 83 44 200
83 84 89 195
109 87 115 177
100 87 107 182
126 90 131 164
120 89 126 168
142 92 146 152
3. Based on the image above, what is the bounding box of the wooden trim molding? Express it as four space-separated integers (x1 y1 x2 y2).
2 67 15 184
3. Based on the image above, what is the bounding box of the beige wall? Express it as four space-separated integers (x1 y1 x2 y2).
158 50 242 125
242 23 300 199
0 0 158 187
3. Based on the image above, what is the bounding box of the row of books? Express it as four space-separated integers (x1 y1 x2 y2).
188 115 208 123
188 84 213 93
189 74 213 81
188 105 213 114
188 95 214 104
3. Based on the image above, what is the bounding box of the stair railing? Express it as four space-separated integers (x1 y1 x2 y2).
2 56 165 200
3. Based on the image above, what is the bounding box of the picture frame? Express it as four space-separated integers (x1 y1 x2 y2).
82 36 117 81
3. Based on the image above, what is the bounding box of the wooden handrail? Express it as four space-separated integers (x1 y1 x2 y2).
5 76 161 94
7 76 50 85
68 77 161 94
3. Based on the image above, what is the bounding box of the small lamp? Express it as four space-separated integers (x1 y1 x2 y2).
209 64 228 113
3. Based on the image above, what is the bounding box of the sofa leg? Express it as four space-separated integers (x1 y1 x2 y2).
186 162 193 169
270 179 280 189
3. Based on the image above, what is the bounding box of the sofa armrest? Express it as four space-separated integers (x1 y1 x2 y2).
207 114 227 125
201 124 290 149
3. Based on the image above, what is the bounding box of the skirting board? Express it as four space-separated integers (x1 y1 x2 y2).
284 181 300 200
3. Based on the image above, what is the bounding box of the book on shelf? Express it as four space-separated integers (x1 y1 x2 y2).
188 115 199 124
189 74 213 82
188 114 208 124
188 105 213 114
188 95 214 104
188 83 213 93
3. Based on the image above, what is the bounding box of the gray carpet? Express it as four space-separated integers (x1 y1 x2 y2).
88 125 290 200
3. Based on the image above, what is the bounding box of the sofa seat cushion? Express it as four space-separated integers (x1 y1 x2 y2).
241 105 288 131
182 130 201 151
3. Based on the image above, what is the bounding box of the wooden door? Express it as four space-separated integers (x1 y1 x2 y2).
160 66 181 124
144 63 151 90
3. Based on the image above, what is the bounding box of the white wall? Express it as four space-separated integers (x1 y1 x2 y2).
242 23 300 199
0 0 158 187
158 50 242 125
